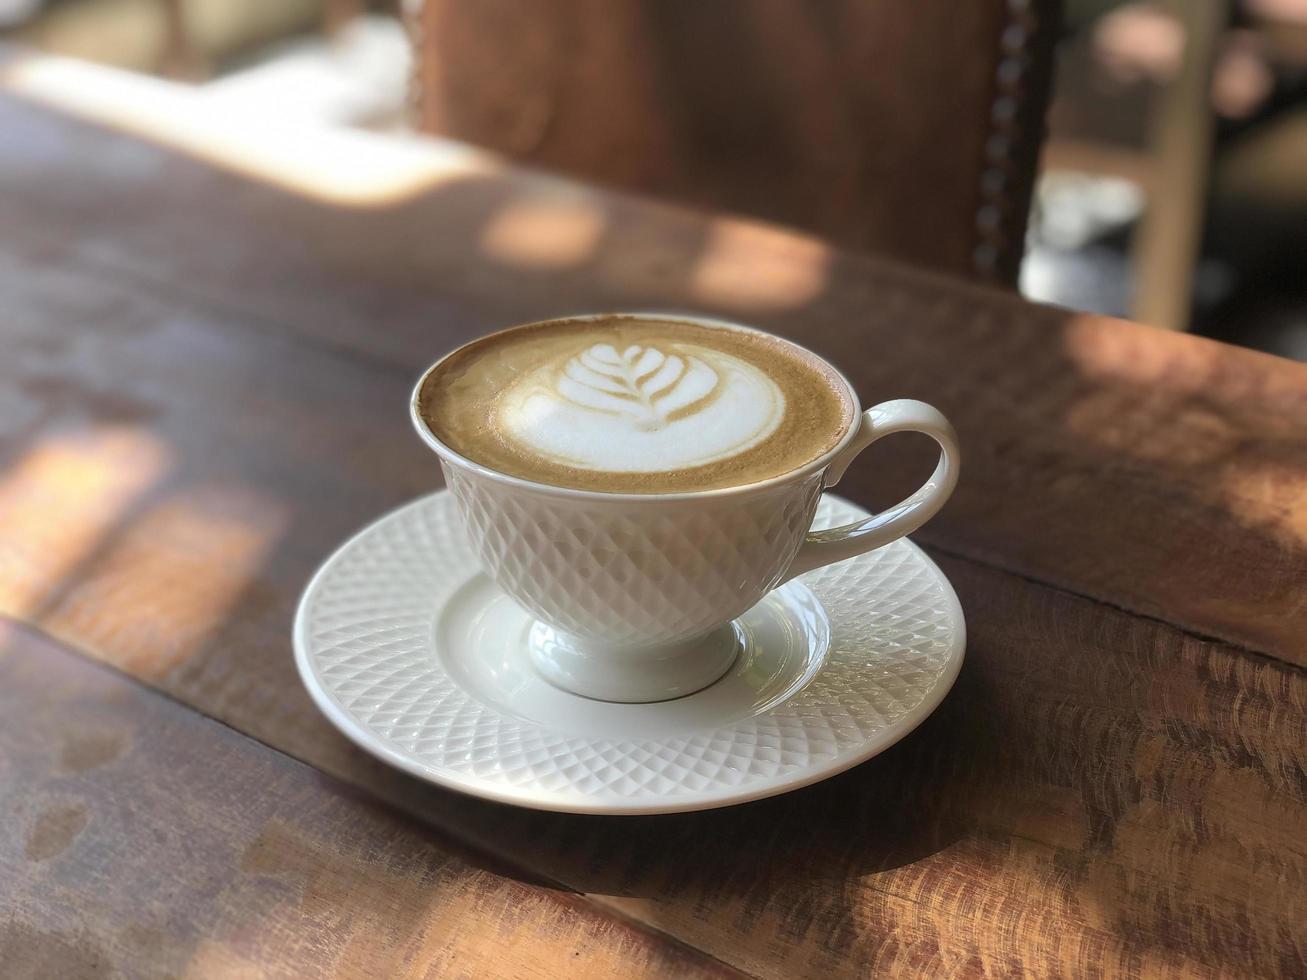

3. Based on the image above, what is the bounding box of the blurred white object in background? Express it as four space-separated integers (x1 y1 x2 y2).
1020 170 1142 315
200 14 410 129
3 47 488 206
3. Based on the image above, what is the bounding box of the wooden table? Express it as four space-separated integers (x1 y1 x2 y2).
1 61 1305 979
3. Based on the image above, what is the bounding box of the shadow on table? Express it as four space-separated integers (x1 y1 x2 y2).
343 654 1005 963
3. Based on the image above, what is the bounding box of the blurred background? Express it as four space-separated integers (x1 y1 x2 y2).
3 0 1305 358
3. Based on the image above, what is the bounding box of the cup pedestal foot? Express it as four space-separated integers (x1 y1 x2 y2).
527 622 742 703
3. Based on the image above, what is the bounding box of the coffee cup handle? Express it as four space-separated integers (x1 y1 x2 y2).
780 399 960 582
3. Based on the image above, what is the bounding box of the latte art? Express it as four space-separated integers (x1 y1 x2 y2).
500 342 785 472
558 344 718 429
418 316 853 493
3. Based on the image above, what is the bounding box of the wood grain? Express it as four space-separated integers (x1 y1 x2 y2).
0 88 1304 661
0 206 1303 976
0 620 738 980
0 85 1305 977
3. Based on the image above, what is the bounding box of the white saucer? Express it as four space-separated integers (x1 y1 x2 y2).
294 492 966 814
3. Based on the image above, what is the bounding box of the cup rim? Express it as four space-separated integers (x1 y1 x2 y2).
409 312 864 502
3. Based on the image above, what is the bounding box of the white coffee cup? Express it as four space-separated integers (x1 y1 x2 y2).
412 314 959 703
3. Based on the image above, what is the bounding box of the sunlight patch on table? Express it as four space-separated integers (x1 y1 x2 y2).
691 219 830 312
182 941 265 980
1 51 494 208
1062 313 1213 392
1219 464 1307 550
0 425 170 618
37 483 288 680
1063 314 1307 550
479 191 607 269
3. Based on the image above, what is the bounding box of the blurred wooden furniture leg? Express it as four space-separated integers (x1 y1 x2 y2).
1130 0 1229 330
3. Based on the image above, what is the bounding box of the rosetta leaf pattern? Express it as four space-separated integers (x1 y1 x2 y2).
559 344 716 429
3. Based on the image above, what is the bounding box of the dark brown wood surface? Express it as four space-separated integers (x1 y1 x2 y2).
1 83 1304 977
0 620 735 979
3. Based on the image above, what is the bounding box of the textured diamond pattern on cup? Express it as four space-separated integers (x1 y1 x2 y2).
299 493 960 805
444 466 823 645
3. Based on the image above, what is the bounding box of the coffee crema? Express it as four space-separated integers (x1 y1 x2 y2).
418 317 854 493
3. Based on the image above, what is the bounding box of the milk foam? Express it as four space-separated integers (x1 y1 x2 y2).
497 341 785 472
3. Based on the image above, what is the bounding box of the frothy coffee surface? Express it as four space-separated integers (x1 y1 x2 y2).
419 317 853 493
